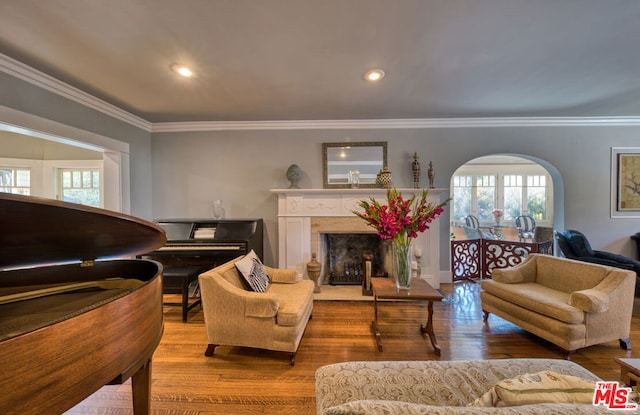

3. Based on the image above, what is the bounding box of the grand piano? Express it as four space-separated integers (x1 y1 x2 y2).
0 193 166 415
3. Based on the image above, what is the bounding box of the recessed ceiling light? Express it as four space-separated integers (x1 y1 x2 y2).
364 69 385 82
171 64 193 78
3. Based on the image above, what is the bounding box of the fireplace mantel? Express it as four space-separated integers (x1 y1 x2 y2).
271 188 447 288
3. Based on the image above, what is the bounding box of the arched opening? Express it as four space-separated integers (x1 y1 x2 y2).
448 154 564 282
450 154 564 241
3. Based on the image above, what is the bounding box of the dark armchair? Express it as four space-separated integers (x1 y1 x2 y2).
556 229 640 296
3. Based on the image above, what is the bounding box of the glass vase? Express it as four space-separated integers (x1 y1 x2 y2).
393 239 413 289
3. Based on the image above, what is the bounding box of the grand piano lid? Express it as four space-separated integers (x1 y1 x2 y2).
0 193 167 270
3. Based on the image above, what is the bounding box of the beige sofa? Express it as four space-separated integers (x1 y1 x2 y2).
481 254 635 357
198 256 314 364
316 359 626 414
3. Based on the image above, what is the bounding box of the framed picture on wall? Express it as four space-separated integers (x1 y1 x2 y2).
611 147 640 218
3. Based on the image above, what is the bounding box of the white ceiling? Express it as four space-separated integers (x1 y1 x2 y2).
1 0 640 124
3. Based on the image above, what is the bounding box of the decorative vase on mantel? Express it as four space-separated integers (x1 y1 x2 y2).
392 238 413 289
376 167 392 188
286 164 302 189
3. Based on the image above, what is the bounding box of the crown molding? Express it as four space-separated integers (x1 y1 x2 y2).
4 52 640 133
150 116 640 132
0 53 151 131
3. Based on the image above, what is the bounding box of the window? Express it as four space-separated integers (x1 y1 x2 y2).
452 158 552 226
476 175 496 221
503 175 522 219
0 167 31 195
59 168 101 207
452 175 472 221
527 175 547 220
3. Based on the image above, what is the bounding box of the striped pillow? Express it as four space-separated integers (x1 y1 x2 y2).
235 250 270 292
469 371 596 407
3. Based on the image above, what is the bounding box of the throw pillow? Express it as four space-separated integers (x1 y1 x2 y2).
235 250 270 292
468 370 596 407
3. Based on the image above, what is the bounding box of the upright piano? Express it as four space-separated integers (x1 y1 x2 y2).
142 219 263 320
145 218 264 269
0 193 166 415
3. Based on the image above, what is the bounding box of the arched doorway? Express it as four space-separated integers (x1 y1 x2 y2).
450 154 564 239
448 154 564 281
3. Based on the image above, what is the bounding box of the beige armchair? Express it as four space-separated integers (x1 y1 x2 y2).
198 256 314 365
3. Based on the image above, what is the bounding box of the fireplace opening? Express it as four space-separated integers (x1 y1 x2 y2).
319 233 390 285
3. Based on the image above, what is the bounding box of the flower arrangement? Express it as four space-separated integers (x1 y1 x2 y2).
353 187 450 288
492 208 504 225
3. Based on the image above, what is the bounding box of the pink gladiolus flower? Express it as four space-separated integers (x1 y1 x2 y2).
352 187 451 246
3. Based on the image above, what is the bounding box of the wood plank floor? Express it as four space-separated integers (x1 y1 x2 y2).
64 281 640 414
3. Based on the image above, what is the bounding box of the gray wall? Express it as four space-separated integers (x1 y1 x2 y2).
4 70 640 272
151 126 640 269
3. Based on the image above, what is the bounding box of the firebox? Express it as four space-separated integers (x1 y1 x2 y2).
319 233 391 285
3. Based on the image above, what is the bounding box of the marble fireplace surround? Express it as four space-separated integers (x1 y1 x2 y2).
271 188 447 289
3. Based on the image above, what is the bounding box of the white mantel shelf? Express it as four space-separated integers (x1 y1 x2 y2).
270 187 448 289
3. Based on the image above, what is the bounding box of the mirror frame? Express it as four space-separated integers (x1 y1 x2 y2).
322 141 388 189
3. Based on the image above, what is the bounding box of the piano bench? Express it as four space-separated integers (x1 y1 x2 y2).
162 266 203 322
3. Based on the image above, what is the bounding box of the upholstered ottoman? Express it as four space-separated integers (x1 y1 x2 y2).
316 359 636 414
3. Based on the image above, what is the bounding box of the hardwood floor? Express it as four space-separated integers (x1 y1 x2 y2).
65 281 640 414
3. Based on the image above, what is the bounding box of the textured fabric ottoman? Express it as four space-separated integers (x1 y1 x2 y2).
316 359 637 414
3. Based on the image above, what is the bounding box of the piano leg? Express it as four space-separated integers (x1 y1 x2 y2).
131 358 152 415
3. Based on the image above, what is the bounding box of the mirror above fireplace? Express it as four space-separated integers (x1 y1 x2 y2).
322 141 387 188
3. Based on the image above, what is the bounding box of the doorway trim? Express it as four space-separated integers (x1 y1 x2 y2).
0 105 130 213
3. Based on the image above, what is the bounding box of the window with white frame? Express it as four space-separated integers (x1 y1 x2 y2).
0 167 31 195
452 157 553 226
476 175 496 221
58 168 101 207
452 175 473 222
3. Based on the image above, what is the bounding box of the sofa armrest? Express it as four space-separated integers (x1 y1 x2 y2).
492 268 526 283
569 269 635 313
491 256 538 284
569 289 609 313
244 291 280 318
265 266 301 284
200 271 280 318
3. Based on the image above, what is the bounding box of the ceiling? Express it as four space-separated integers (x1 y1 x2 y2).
2 0 640 124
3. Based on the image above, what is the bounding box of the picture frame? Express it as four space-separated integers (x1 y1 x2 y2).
611 147 640 218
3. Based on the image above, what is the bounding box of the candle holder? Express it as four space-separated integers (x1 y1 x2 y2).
362 253 374 296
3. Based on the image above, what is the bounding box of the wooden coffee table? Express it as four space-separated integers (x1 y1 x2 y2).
371 277 444 355
614 357 640 386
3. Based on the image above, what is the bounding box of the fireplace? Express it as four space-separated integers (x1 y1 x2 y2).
271 188 447 289
320 233 391 285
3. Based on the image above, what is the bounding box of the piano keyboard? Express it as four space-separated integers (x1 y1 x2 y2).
157 244 241 251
